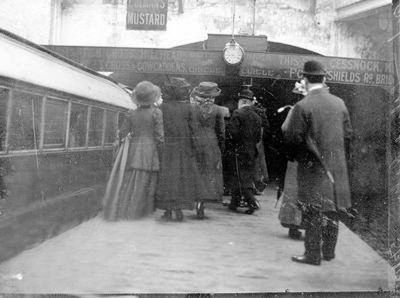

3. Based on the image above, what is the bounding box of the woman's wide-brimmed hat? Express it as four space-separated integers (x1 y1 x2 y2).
133 81 158 104
192 82 221 98
164 77 191 89
301 60 326 76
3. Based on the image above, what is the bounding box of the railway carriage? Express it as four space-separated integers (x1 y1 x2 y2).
0 29 134 262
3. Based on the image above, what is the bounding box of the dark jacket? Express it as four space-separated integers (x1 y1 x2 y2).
282 87 352 211
227 105 262 188
156 101 207 210
119 106 164 171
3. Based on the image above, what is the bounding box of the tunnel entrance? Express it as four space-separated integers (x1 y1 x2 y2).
47 35 393 234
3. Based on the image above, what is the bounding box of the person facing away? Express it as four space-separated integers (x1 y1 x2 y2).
103 81 164 220
244 87 269 193
155 77 207 221
190 81 225 219
282 60 353 265
278 78 308 240
226 89 262 215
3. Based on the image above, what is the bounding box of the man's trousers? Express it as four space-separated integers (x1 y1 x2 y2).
303 208 339 261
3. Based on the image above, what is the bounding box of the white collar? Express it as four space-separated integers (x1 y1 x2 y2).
307 84 324 92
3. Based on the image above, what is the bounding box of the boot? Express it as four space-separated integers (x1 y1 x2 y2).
161 210 172 221
175 209 184 221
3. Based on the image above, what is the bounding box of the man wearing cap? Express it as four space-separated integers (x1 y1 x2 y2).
282 60 353 265
226 88 262 214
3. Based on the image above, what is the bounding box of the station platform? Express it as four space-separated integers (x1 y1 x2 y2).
0 187 395 294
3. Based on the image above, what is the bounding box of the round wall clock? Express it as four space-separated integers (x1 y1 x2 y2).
223 39 244 66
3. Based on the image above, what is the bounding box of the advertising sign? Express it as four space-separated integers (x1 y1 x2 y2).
47 46 394 88
126 0 168 31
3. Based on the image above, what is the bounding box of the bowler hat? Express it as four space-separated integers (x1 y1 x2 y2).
302 60 326 76
192 82 221 98
133 81 158 104
238 88 254 100
164 77 191 89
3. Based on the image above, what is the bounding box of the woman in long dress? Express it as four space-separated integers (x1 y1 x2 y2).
103 81 164 220
155 77 206 221
190 82 225 219
278 79 307 238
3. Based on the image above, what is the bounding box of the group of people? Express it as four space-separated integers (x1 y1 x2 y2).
102 59 354 266
102 76 264 222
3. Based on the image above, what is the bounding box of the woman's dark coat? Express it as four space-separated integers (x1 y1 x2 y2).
155 101 207 210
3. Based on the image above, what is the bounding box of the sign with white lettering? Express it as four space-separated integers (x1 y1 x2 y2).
126 0 168 31
46 46 394 88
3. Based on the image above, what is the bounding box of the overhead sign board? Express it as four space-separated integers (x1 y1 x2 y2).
46 46 394 88
126 0 168 31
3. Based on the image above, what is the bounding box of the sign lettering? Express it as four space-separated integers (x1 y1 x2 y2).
47 46 394 88
126 0 168 31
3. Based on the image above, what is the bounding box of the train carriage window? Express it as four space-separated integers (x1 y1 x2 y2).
88 107 104 147
0 89 9 151
69 103 88 148
8 91 42 151
104 110 117 145
118 111 126 129
43 98 68 149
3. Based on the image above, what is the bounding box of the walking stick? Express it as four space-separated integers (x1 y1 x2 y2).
305 136 355 220
234 148 244 200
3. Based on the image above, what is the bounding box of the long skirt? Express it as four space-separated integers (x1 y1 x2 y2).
103 169 157 220
103 140 157 220
278 161 303 228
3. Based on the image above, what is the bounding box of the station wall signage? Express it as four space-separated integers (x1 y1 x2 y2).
47 46 394 88
126 0 168 31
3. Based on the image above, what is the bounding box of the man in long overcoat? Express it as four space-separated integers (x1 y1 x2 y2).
226 89 262 214
282 60 353 265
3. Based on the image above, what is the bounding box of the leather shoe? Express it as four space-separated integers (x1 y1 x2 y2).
323 255 335 261
291 255 321 265
288 228 302 240
228 205 238 212
175 209 184 221
161 210 172 221
244 208 255 215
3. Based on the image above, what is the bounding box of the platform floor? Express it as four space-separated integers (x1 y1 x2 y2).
0 187 395 294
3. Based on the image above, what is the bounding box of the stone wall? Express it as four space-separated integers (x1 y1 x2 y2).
0 0 393 60
55 0 392 59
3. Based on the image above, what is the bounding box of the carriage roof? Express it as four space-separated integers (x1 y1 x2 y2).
0 29 134 110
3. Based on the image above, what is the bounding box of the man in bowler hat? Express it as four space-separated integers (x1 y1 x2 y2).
282 60 353 265
226 88 262 214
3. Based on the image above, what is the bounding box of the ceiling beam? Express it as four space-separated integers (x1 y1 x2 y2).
336 0 391 21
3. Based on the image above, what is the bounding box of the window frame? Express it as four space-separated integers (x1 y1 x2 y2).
41 96 70 150
7 89 44 154
0 86 12 155
1 83 124 155
104 109 119 145
87 106 105 149
67 101 90 150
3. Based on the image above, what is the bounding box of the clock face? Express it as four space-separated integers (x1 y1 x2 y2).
223 44 244 65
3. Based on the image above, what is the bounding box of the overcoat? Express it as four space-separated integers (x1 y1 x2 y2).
155 101 207 210
281 88 352 212
226 106 262 189
192 103 225 201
